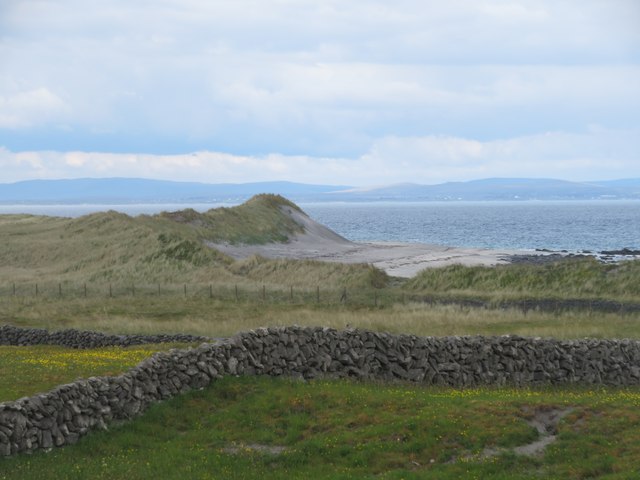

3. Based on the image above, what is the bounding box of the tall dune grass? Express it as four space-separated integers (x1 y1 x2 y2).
406 257 640 302
0 196 386 289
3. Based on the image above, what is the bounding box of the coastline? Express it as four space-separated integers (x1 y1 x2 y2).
208 203 550 278
210 204 640 278
211 239 541 278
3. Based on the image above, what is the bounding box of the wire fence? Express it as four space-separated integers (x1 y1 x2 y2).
2 282 640 314
0 282 396 307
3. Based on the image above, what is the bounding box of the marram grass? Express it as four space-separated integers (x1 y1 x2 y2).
406 257 640 303
0 196 387 289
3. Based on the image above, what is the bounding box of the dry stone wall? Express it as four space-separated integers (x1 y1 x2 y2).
0 325 210 348
2 325 640 457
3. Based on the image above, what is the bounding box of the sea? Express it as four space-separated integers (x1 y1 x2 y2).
1 200 639 253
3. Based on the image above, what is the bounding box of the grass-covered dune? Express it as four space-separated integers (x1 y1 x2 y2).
0 194 386 289
406 257 640 304
158 193 305 245
4 192 639 305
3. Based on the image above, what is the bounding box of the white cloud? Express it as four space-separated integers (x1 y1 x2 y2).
363 127 640 183
0 0 638 176
0 88 68 128
1 127 638 185
64 153 86 167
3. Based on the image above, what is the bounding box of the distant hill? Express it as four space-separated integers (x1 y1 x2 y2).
1 177 639 203
336 178 640 201
0 178 349 204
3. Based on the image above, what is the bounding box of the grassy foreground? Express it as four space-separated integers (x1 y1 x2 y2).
2 374 640 479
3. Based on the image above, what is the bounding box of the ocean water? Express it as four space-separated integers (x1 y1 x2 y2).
1 200 638 252
0 203 233 218
301 201 640 252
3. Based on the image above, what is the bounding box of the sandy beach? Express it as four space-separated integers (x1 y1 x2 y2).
212 239 530 278
209 206 535 278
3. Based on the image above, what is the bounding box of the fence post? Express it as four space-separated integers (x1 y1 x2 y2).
184 284 187 297
290 286 293 302
84 283 87 298
316 285 320 304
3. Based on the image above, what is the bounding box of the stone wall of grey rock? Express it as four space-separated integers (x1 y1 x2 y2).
0 325 210 349
2 325 640 457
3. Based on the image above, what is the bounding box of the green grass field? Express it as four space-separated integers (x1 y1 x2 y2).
2 364 640 479
0 344 193 402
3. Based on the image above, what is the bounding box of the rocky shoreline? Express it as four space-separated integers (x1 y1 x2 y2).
506 248 640 266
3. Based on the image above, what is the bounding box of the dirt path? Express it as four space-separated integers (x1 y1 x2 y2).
453 406 574 463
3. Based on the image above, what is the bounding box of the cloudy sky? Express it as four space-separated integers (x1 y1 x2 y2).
1 0 639 185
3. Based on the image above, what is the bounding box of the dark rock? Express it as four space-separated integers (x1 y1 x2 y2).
600 248 640 256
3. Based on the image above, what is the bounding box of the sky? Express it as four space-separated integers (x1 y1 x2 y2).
1 0 639 186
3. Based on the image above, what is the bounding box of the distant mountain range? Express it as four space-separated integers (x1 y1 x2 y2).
340 178 640 201
1 177 639 203
0 179 350 204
